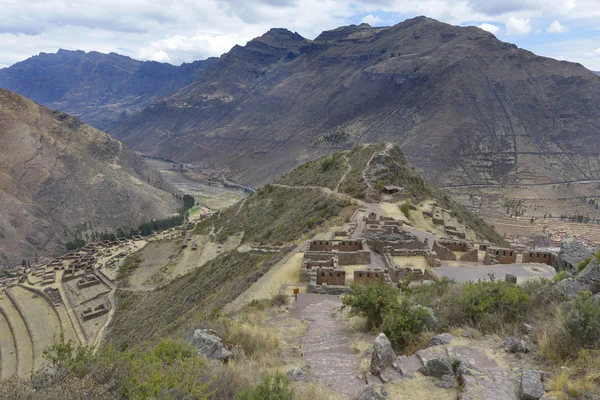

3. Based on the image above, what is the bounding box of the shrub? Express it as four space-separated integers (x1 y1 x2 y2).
43 334 95 377
237 374 294 400
342 283 400 329
270 293 289 307
382 297 430 349
116 253 142 281
321 157 335 172
374 182 385 191
565 291 600 348
457 281 530 328
579 257 592 272
400 203 411 218
554 270 572 282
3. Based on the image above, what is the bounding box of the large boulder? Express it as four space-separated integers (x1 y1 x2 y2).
417 346 452 378
556 238 593 274
428 333 454 347
355 385 386 400
503 337 531 354
371 333 396 375
190 329 233 361
519 370 544 400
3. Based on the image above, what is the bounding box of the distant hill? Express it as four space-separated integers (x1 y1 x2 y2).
0 50 216 129
594 71 600 76
0 88 178 266
109 17 600 189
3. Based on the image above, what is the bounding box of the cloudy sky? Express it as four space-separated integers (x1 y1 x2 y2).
1 0 600 70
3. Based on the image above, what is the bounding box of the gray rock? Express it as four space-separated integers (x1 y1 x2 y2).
371 333 396 376
355 385 386 400
419 357 453 378
557 238 593 274
365 373 380 386
435 374 455 389
523 323 535 334
505 274 518 284
391 355 422 376
417 346 452 378
379 367 403 384
503 337 531 353
287 368 306 381
412 305 438 330
428 333 454 347
520 370 544 400
190 329 233 360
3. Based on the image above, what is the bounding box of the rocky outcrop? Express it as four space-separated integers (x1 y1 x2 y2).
503 337 531 354
371 333 395 375
428 333 454 347
190 329 233 361
519 370 544 400
417 346 452 378
556 238 594 274
355 385 386 400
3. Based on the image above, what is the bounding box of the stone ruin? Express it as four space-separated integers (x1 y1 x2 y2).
301 256 340 282
432 239 478 262
43 287 62 304
522 250 557 266
304 239 371 265
354 269 391 285
484 247 517 265
366 231 426 254
381 248 436 282
81 303 109 321
363 212 403 236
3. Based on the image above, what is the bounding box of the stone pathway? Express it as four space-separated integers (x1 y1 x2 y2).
292 294 365 398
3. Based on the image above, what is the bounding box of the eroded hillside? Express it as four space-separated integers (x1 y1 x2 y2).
0 88 178 266
110 17 600 189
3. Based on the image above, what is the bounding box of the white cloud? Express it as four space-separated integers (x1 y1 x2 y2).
595 48 600 56
477 23 500 34
361 14 382 25
505 16 532 36
547 20 568 33
1 0 600 70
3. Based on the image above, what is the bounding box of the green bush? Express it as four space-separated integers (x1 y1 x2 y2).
321 157 335 172
554 270 572 282
382 297 430 349
374 182 385 192
565 291 600 348
117 253 142 281
43 334 95 377
400 203 411 218
237 374 294 400
458 281 530 327
579 257 592 272
343 283 400 329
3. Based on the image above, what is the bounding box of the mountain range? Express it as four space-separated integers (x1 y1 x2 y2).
0 88 178 266
0 50 216 130
106 17 600 188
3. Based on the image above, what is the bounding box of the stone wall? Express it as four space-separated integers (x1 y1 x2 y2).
432 241 456 261
354 269 386 284
301 257 339 282
484 247 517 265
460 248 479 262
304 239 371 265
522 250 556 266
316 268 346 285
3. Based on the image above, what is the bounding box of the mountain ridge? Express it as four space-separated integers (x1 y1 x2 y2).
0 49 217 129
108 16 600 189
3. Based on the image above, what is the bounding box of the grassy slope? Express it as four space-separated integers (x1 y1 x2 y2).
196 184 357 246
275 143 505 245
107 184 359 348
107 251 282 348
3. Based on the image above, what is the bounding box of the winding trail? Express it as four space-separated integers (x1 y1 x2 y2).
335 154 352 193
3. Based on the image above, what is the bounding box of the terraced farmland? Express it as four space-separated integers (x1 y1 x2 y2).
0 290 34 378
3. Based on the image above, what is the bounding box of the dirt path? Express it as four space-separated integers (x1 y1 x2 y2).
289 294 365 399
335 154 352 193
271 183 368 207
